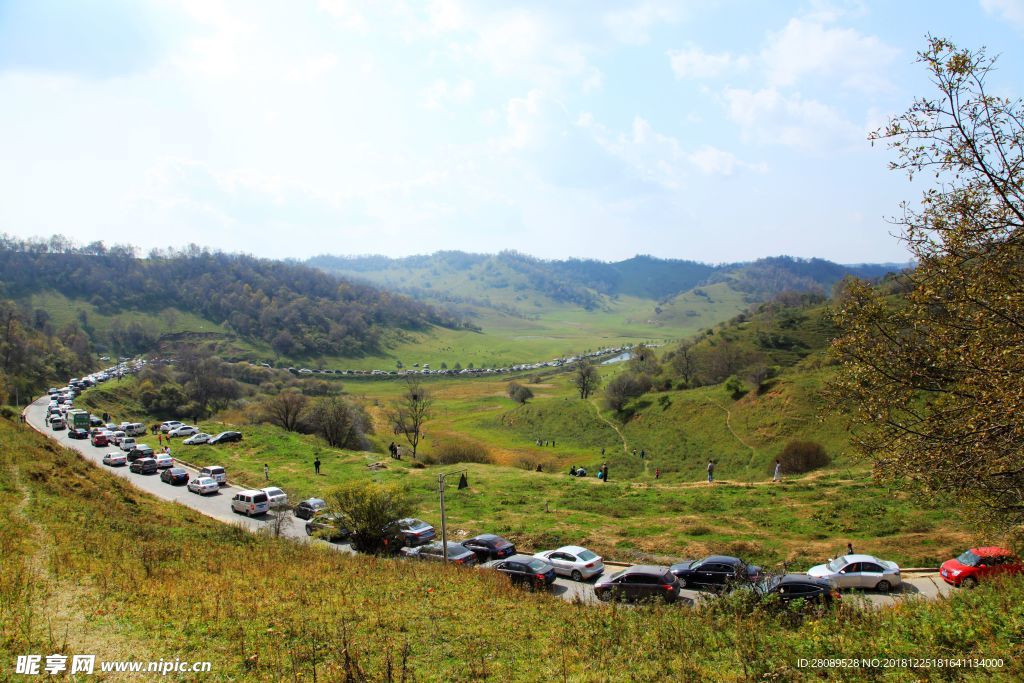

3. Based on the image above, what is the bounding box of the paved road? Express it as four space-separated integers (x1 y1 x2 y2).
25 396 953 608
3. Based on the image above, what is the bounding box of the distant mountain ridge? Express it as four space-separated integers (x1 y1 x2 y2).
307 251 910 313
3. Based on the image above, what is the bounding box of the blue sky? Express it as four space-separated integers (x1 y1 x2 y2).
1 0 1022 264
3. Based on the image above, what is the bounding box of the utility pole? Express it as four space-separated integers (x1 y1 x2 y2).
438 469 467 562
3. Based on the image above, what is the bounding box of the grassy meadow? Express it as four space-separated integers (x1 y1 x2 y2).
2 415 1022 681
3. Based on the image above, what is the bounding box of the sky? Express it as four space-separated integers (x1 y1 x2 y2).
1 0 1022 264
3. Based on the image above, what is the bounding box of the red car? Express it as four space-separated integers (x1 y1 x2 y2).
90 432 109 447
940 547 1023 588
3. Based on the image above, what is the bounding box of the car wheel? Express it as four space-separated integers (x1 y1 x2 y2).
875 580 891 594
596 590 611 602
571 570 583 582
677 576 687 588
961 576 978 589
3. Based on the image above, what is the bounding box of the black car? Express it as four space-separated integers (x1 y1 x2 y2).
670 555 762 591
68 428 89 440
160 467 190 485
129 457 158 475
385 518 436 547
305 513 349 542
482 554 556 588
209 431 243 445
294 498 328 520
759 575 839 606
463 534 516 562
594 565 681 604
400 541 477 565
89 415 104 427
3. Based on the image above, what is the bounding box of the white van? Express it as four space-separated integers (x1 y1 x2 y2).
231 490 269 516
199 466 226 485
124 423 147 437
119 437 137 452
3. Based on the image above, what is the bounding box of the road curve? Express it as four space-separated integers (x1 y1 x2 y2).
24 396 952 608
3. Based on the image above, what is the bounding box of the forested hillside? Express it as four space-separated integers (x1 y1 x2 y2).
0 236 466 361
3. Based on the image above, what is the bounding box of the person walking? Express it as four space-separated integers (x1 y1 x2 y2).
601 447 605 456
264 463 269 481
640 449 645 459
707 460 714 483
655 467 661 480
395 445 402 460
773 459 782 482
314 457 321 475
602 464 609 483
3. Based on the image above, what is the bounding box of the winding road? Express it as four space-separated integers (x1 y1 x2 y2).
25 396 951 608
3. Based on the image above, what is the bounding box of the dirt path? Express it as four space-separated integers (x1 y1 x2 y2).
589 399 629 454
702 399 758 466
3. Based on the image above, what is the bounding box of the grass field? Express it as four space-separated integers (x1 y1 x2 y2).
80 369 976 569
2 414 1022 681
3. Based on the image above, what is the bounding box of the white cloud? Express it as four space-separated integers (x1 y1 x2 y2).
687 145 765 176
604 2 681 45
724 87 863 150
760 17 898 91
420 78 475 110
668 45 747 79
286 54 339 82
317 0 369 32
981 0 1024 30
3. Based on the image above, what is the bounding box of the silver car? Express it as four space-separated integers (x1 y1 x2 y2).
533 545 605 581
807 554 902 592
187 476 220 495
183 432 212 445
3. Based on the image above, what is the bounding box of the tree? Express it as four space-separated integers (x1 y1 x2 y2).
628 344 660 375
831 38 1024 530
308 396 368 449
506 381 534 404
327 480 415 554
389 380 432 458
670 343 697 387
177 349 240 418
603 372 652 411
260 390 308 432
572 359 601 399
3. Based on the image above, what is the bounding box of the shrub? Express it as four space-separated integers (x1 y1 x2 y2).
506 381 534 404
429 436 492 465
775 440 831 474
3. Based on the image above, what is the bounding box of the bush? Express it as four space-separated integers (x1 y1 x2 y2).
506 381 534 404
428 436 492 465
775 440 831 474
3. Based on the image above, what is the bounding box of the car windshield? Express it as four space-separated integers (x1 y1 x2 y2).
577 550 598 561
527 559 549 572
198 478 214 485
758 576 782 592
827 557 847 572
408 520 430 530
957 550 981 567
253 494 268 503
265 488 283 496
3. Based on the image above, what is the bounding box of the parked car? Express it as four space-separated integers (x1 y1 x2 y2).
187 476 220 495
119 437 137 452
160 467 190 485
209 431 243 445
463 534 517 562
533 545 604 581
68 428 89 440
807 554 902 592
102 451 127 467
594 566 681 604
183 432 212 445
757 575 840 606
305 513 349 542
482 554 557 588
401 541 477 565
670 555 762 592
231 490 269 516
154 453 174 469
940 547 1024 588
386 518 436 546
109 431 126 446
127 445 155 462
129 457 158 475
90 432 109 447
169 425 199 437
159 420 184 433
199 466 227 486
260 487 288 509
294 498 328 520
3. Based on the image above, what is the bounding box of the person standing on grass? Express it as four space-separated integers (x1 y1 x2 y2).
314 457 321 475
773 459 781 482
655 467 661 480
707 460 714 483
846 542 854 556
264 463 269 481
396 445 402 460
602 464 609 483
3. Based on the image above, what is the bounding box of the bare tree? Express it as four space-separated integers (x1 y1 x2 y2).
261 390 308 432
389 380 432 458
308 396 367 449
572 359 601 399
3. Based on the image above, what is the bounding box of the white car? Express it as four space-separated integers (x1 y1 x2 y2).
119 437 137 452
261 487 288 509
169 425 199 437
102 452 127 467
187 477 220 495
109 431 127 446
159 420 184 433
807 554 902 593
533 545 605 581
183 432 212 445
154 454 174 469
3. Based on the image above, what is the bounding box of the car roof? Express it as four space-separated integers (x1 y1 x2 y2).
472 533 502 541
970 546 1015 557
840 554 881 563
623 565 671 575
779 574 832 586
703 555 743 565
303 498 326 505
554 545 592 555
503 554 542 564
